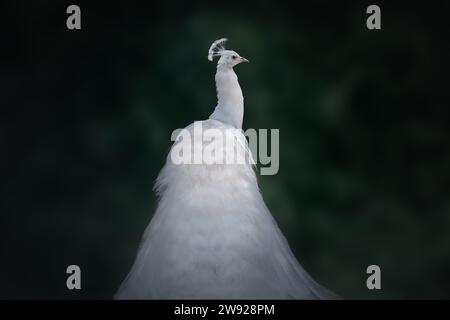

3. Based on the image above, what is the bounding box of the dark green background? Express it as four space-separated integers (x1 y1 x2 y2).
1 0 449 299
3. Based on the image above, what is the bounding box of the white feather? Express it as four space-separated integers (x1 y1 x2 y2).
208 38 228 61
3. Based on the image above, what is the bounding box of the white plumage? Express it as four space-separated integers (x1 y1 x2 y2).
115 39 337 299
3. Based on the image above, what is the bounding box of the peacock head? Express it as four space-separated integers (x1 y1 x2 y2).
208 38 249 68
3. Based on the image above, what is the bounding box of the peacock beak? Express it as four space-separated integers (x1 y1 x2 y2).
239 57 249 63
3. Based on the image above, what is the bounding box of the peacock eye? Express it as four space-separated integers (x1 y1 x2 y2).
232 55 237 59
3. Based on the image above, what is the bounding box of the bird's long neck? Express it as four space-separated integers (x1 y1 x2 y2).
209 66 244 129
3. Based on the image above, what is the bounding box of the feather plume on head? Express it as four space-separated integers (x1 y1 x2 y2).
208 38 228 61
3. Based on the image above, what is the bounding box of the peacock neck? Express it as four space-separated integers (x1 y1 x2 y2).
209 66 244 129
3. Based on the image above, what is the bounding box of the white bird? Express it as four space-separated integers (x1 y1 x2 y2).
115 38 338 299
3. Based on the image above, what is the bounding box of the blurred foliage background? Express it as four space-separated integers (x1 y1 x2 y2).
1 0 449 299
